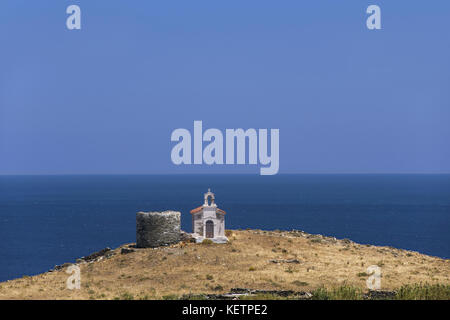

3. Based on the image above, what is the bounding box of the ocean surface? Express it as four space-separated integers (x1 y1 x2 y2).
0 174 449 282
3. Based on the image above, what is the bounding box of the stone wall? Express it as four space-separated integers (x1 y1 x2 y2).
136 211 181 248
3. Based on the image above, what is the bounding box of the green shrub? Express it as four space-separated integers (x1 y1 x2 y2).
184 294 208 300
239 293 286 300
330 286 363 300
357 272 368 277
312 286 363 300
395 284 450 300
311 287 330 300
292 280 309 287
120 292 134 300
285 267 294 273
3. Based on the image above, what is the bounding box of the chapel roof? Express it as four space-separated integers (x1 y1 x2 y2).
190 206 226 215
190 206 203 214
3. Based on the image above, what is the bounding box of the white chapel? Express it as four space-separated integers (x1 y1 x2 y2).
190 189 228 243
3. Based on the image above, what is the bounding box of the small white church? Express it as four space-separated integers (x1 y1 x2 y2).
190 189 229 243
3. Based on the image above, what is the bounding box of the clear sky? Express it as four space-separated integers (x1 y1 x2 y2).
0 1 449 174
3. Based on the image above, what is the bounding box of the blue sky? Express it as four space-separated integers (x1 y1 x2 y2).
0 1 449 174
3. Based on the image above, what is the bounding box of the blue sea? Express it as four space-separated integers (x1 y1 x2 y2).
0 174 449 282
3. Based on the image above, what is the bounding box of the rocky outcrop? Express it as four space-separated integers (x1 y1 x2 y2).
181 288 313 300
180 230 196 243
49 247 114 272
180 288 399 300
364 290 397 300
77 247 113 262
120 247 135 255
269 259 301 264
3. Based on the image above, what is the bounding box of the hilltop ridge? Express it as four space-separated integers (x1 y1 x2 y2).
0 229 449 300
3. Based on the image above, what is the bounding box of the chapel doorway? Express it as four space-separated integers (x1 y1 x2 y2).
205 220 214 238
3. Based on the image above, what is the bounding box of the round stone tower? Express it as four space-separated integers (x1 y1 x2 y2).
136 211 181 248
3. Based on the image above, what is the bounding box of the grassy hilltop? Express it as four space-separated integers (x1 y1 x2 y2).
0 229 449 300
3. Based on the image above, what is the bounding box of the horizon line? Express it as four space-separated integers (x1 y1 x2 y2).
1 172 450 176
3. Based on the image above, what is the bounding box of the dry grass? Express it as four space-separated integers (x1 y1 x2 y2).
0 229 448 300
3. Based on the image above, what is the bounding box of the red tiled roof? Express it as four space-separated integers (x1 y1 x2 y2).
190 206 227 215
190 206 203 214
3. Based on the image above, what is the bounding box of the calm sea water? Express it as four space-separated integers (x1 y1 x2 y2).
0 174 449 282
